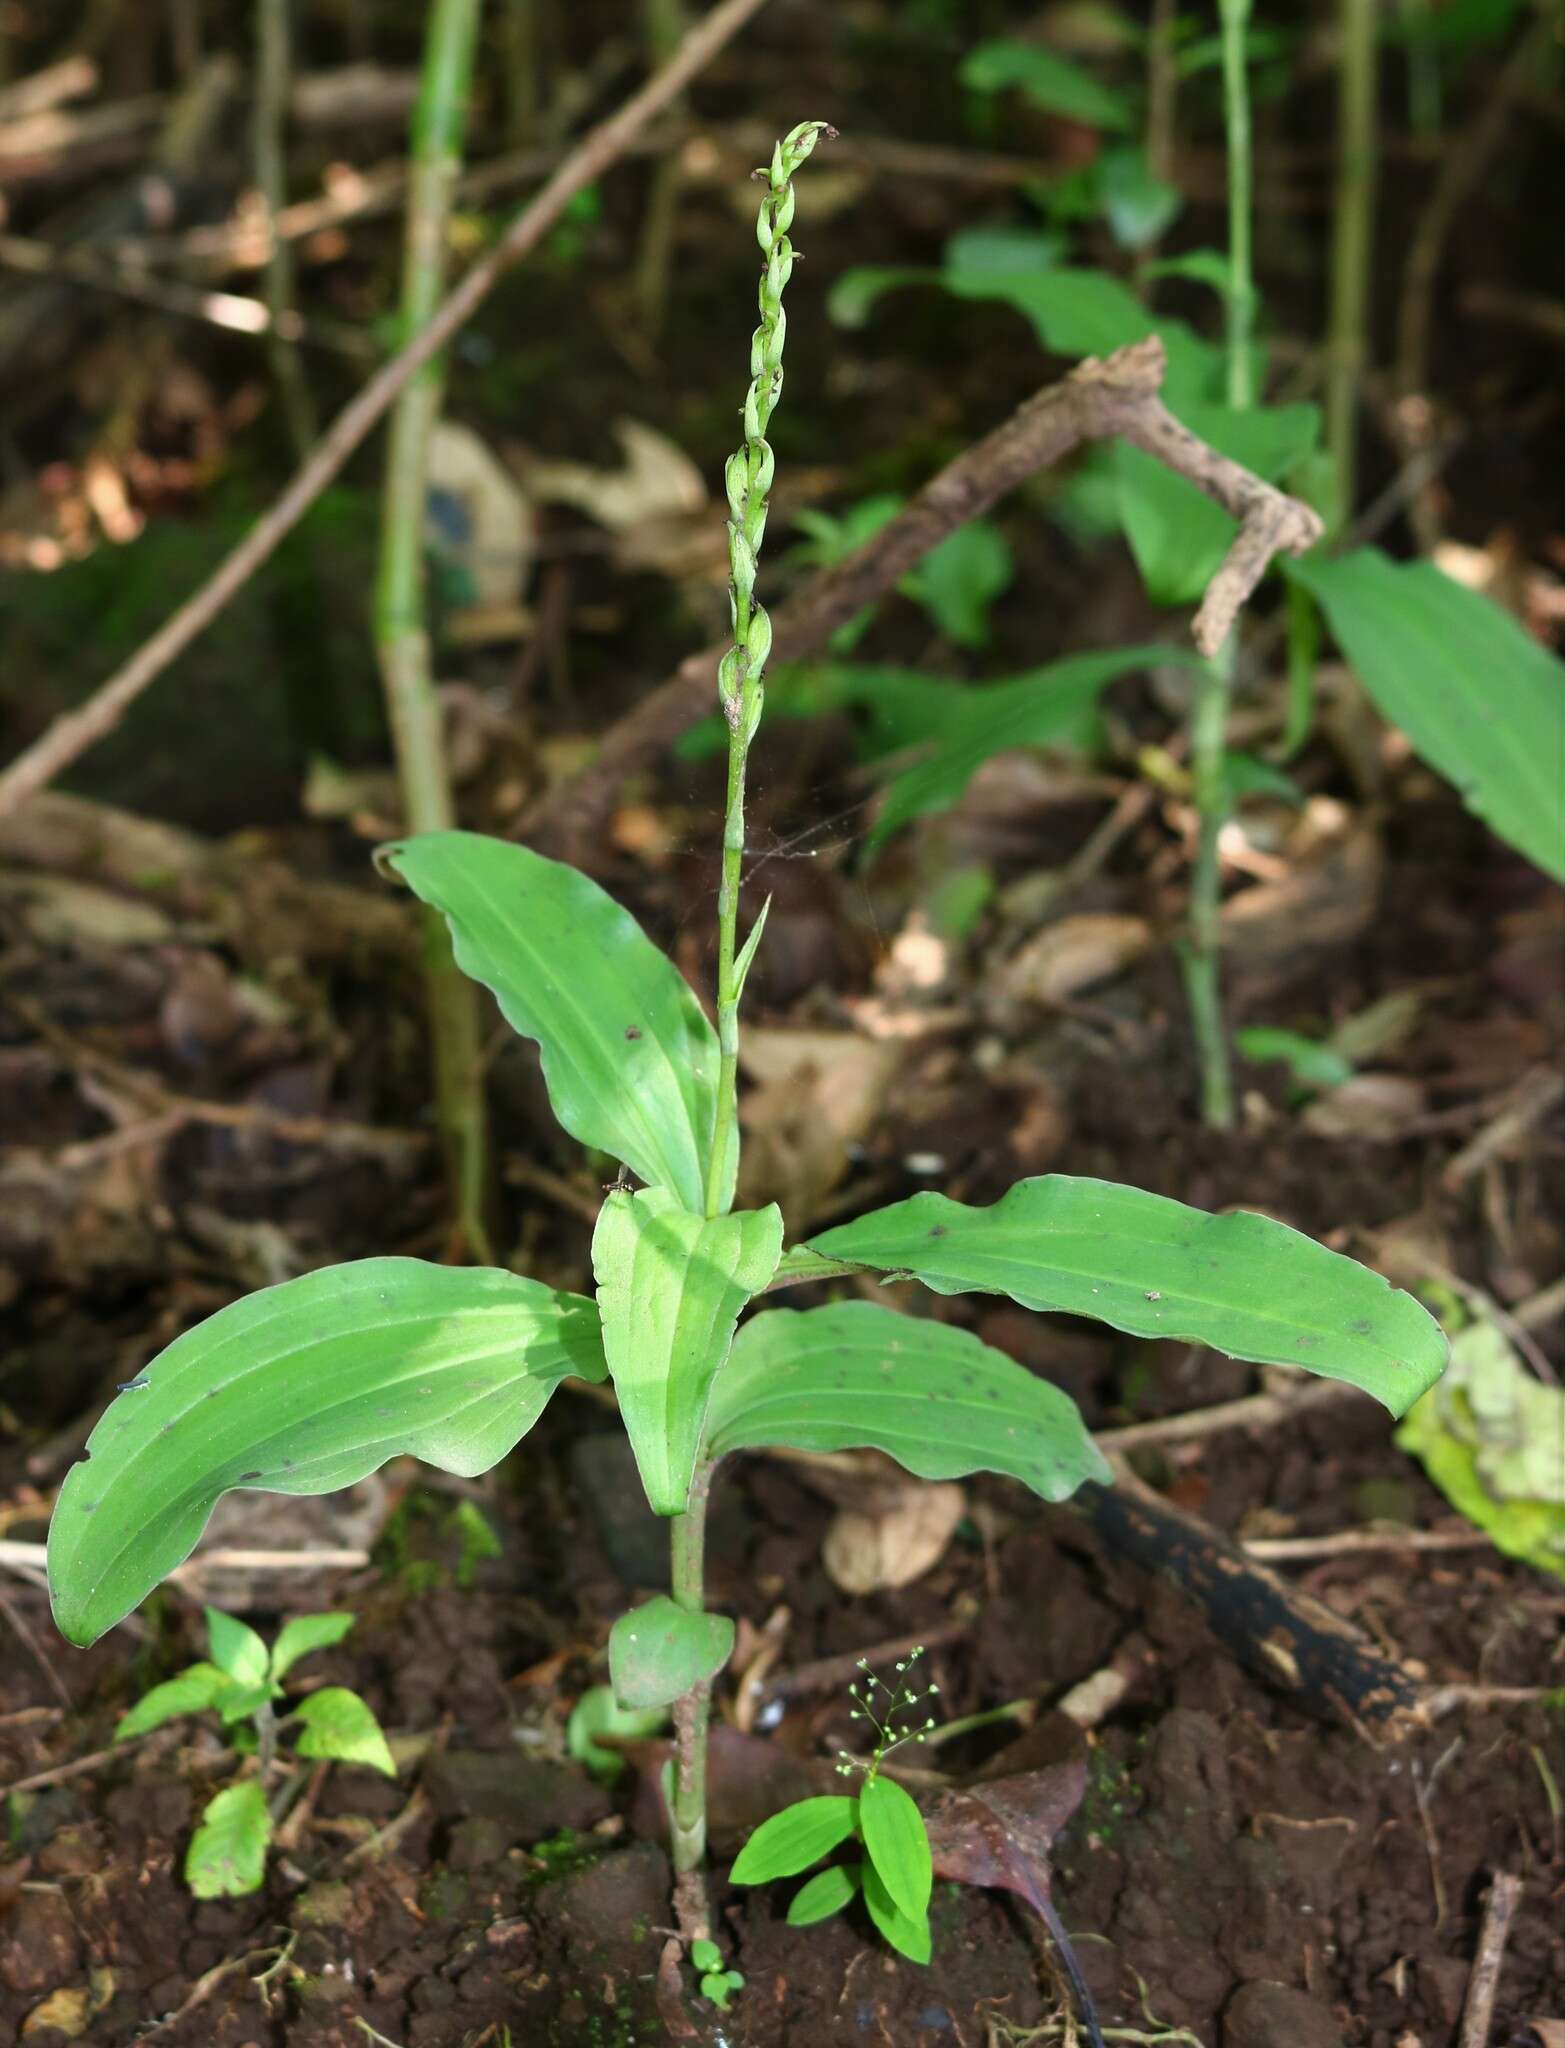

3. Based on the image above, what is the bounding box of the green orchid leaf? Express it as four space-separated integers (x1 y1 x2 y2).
205 1608 270 1687
269 1611 357 1682
608 1595 735 1711
807 1176 1445 1415
186 1780 270 1899
787 1862 863 1925
115 1663 235 1741
49 1258 605 1647
592 1188 783 1515
381 831 730 1211
704 1303 1110 1501
292 1687 397 1775
860 1774 933 1921
960 39 1137 132
862 1857 932 1964
899 521 1014 649
730 1796 859 1883
1288 549 1565 884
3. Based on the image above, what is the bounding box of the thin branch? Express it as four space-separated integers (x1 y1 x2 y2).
528 335 1323 851
0 0 773 823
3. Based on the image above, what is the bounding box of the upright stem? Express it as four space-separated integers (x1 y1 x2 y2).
1329 0 1378 515
667 1462 713 1937
373 0 493 1261
1181 0 1255 1132
633 0 687 341
256 0 316 458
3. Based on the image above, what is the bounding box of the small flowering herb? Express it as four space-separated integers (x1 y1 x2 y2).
730 1648 940 1964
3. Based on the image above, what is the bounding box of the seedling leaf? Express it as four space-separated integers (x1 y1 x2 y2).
704 1302 1110 1501
787 1861 862 1924
268 1611 356 1682
859 1774 932 1920
592 1189 783 1515
861 1856 931 1964
730 1795 859 1883
206 1608 269 1687
186 1780 270 1899
808 1176 1445 1415
382 831 730 1209
49 1259 604 1646
292 1687 397 1775
115 1663 234 1740
609 1595 735 1710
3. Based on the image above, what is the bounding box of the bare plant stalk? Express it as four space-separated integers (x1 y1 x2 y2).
634 0 687 340
255 0 316 457
1178 0 1257 1132
1328 0 1378 512
373 0 491 1261
669 120 832 1951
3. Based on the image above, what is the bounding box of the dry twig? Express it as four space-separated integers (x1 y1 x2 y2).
0 0 772 821
1459 1869 1523 2048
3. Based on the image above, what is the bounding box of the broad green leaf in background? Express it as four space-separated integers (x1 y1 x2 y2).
1114 402 1321 607
115 1663 234 1740
1288 550 1565 884
187 1781 270 1899
961 39 1137 131
704 1303 1111 1501
900 521 1015 648
292 1687 397 1774
730 1795 859 1882
806 1177 1446 1415
1396 1315 1565 1580
862 1857 932 1964
268 1611 357 1682
788 1862 862 1924
864 646 1199 854
608 1595 736 1710
1234 1027 1355 1096
382 832 729 1211
592 1189 782 1515
1096 147 1181 250
48 1259 605 1646
859 1774 932 1922
206 1608 270 1687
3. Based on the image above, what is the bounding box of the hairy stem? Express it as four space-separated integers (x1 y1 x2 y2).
372 0 492 1260
701 119 832 1220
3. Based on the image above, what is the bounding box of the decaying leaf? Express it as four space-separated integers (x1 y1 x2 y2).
737 1027 901 1230
1301 1073 1426 1143
21 1987 93 2039
524 419 706 533
822 1477 967 1594
426 421 534 622
993 913 1152 1009
1396 1312 1565 1579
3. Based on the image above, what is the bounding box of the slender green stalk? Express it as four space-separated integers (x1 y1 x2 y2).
256 0 316 459
373 0 492 1262
1179 0 1255 1132
634 0 687 340
701 119 833 1221
1328 0 1378 515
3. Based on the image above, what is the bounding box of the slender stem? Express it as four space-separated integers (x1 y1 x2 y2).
633 0 687 340
1328 0 1378 516
373 0 492 1262
1183 0 1257 1132
1219 0 1254 411
1144 0 1178 190
701 120 833 1220
668 1462 713 1939
255 0 316 459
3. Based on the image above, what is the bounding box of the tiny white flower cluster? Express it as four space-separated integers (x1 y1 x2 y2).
834 1645 941 1782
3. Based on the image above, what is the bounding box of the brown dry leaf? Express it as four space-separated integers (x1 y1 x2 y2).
524 419 705 533
0 870 177 947
737 1028 900 1231
22 1987 92 2039
1526 2023 1565 2048
1222 808 1383 961
1301 1073 1426 1143
822 1478 966 1594
995 913 1151 1008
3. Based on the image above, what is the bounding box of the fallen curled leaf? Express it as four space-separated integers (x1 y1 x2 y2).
1301 1073 1426 1143
822 1478 966 1594
524 418 705 533
995 913 1152 1008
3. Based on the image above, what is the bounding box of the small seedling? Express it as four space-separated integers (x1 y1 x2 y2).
730 1649 940 1964
690 1936 744 2009
116 1606 394 1897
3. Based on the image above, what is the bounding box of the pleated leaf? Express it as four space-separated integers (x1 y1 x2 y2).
704 1302 1110 1501
382 831 731 1212
807 1176 1445 1415
49 1258 605 1646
